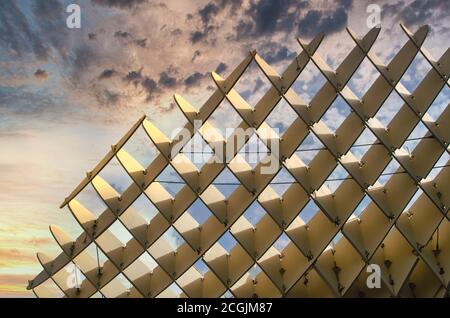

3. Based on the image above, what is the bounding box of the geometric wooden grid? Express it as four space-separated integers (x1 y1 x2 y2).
28 24 450 298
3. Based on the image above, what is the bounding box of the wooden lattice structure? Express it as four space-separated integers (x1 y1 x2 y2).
28 25 450 298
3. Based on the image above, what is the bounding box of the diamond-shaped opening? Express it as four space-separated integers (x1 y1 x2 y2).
238 134 270 169
185 198 214 225
400 54 432 93
298 199 320 224
350 128 377 161
273 233 291 253
232 59 273 108
375 159 399 186
157 282 184 298
259 43 298 75
58 262 87 291
374 90 404 127
155 164 186 197
265 98 297 135
330 230 344 247
247 264 262 280
242 201 267 227
324 162 349 193
76 242 109 270
193 259 210 276
122 126 159 168
180 131 213 170
221 290 234 298
321 95 351 134
211 167 240 198
347 58 379 100
122 193 159 224
75 184 108 218
351 195 371 218
37 279 65 297
209 98 244 138
427 85 449 120
295 133 325 165
217 231 238 253
269 167 294 196
401 121 428 154
98 157 134 195
108 220 133 246
403 189 423 212
100 273 132 296
160 226 185 250
90 292 103 298
124 252 159 278
426 152 449 180
320 34 354 70
370 31 401 66
292 60 327 105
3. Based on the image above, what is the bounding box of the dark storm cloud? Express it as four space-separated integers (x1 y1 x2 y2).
190 26 216 44
31 0 69 60
234 0 308 39
235 0 352 39
0 1 49 59
34 69 49 80
215 62 228 74
198 3 220 25
91 0 147 9
114 31 132 39
114 30 147 48
123 69 143 85
142 77 158 95
71 46 98 81
190 0 242 44
298 3 350 37
262 43 297 64
184 72 205 87
98 69 117 80
383 0 449 27
159 72 177 88
246 0 306 36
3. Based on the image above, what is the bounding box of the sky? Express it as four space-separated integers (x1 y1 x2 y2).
0 0 449 297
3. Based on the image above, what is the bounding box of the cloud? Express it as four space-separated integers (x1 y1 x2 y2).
33 69 48 80
184 72 205 87
92 0 147 9
158 71 177 88
215 62 228 74
96 89 121 106
114 30 132 39
383 0 449 27
123 69 143 85
0 248 35 264
261 43 297 64
134 38 147 48
98 69 117 80
0 1 49 59
298 0 352 37
141 77 158 100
